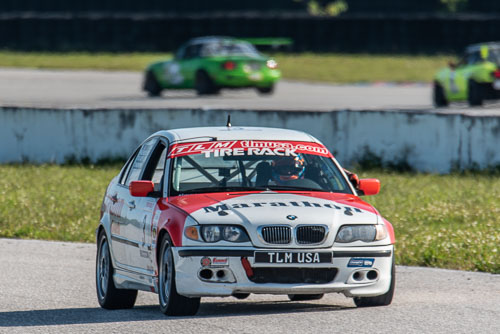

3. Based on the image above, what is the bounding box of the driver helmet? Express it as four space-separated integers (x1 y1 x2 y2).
271 155 305 183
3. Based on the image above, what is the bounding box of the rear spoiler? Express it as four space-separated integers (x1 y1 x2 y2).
238 37 293 50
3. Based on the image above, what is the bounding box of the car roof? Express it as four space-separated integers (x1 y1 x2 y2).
187 36 239 45
466 42 500 53
150 126 321 144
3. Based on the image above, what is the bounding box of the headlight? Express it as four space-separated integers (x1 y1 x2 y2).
266 59 278 69
199 225 249 243
335 225 387 243
201 226 221 243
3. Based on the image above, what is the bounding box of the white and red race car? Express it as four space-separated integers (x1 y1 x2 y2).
96 126 395 316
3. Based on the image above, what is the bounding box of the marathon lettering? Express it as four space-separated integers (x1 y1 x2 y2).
202 201 363 216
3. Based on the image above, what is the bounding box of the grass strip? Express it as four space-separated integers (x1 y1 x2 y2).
0 51 454 83
0 165 498 273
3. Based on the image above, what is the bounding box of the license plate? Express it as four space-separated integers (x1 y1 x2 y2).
494 80 500 90
249 72 263 81
254 251 332 264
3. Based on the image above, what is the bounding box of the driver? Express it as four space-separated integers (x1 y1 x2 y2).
271 155 305 184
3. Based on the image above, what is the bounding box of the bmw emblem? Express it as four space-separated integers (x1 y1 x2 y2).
286 215 297 221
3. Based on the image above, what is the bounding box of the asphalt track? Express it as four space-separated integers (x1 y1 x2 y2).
0 238 499 333
0 67 434 111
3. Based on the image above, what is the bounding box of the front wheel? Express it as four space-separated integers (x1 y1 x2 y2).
143 70 162 97
353 255 395 307
96 231 137 309
158 234 200 316
467 79 484 106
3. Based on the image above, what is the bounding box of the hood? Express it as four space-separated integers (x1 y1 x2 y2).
170 191 380 247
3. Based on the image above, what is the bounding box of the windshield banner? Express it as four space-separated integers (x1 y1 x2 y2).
168 141 331 158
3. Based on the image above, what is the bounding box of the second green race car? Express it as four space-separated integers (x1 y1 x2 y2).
433 42 500 107
143 36 281 96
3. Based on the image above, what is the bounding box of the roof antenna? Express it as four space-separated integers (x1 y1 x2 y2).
226 114 231 128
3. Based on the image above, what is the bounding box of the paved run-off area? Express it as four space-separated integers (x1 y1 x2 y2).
0 238 498 333
0 68 433 111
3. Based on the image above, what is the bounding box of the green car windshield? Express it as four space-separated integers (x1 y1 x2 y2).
487 48 500 64
200 41 260 58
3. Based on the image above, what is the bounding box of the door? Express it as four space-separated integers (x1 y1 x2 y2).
110 138 158 271
126 140 168 272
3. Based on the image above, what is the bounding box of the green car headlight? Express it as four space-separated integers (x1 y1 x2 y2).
201 225 249 243
335 225 387 243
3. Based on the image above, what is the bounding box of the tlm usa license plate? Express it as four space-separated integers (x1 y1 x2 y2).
254 251 332 264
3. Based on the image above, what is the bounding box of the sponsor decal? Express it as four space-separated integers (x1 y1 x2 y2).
200 257 229 267
203 201 362 216
348 258 375 268
201 257 211 267
211 257 229 266
168 140 330 158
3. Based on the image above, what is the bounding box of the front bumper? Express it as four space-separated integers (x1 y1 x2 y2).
172 245 394 298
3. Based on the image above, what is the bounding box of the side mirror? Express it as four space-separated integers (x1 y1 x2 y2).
358 178 380 196
129 180 155 197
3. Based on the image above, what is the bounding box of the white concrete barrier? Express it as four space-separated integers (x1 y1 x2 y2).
1 107 499 173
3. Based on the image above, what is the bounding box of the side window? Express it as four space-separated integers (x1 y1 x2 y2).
119 148 139 185
183 44 201 59
141 141 168 192
125 138 158 186
467 51 480 65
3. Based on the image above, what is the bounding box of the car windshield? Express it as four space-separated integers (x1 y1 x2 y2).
168 140 352 195
487 48 500 64
200 41 260 57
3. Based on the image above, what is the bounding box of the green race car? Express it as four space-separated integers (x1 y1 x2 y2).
143 36 281 96
434 42 500 107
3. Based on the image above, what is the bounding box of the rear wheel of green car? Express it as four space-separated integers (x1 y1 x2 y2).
195 71 219 96
468 79 484 106
353 255 395 307
433 81 448 107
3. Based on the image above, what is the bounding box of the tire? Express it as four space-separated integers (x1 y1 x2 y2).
96 231 137 309
233 293 250 300
353 255 395 307
195 71 219 96
288 294 324 301
467 79 483 106
158 234 201 316
144 70 162 97
256 84 274 95
433 81 448 107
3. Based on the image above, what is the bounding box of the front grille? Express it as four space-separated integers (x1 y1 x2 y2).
260 226 291 244
249 267 338 284
296 226 326 244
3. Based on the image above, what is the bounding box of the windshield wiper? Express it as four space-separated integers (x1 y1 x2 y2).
265 185 326 192
179 186 268 195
